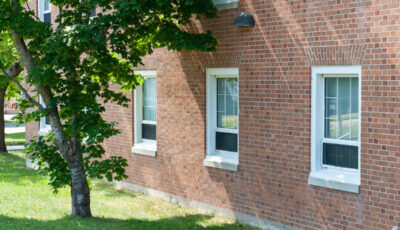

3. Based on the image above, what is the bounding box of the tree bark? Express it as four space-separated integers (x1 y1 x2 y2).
69 158 91 217
0 85 8 153
68 134 91 217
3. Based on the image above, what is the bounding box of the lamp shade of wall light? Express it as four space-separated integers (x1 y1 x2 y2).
233 12 255 27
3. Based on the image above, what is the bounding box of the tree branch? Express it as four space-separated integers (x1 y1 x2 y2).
0 62 44 110
24 0 40 21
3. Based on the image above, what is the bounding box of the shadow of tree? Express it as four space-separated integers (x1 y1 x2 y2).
0 214 252 230
0 152 42 185
0 151 138 199
0 152 256 230
93 181 139 199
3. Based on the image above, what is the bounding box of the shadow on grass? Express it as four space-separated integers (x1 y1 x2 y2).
0 152 42 185
94 181 139 199
0 214 250 230
5 132 26 145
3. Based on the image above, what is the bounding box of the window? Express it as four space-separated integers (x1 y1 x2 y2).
323 77 359 168
215 77 238 152
39 0 51 23
309 66 361 193
39 96 51 136
213 0 239 10
141 77 156 141
205 68 239 171
132 70 157 157
89 8 96 18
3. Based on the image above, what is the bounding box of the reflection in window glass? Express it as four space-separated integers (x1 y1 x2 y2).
217 78 238 129
324 77 358 141
143 78 156 121
323 76 359 169
44 0 50 12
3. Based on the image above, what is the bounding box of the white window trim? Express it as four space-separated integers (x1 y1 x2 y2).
213 0 239 10
205 68 239 171
38 96 51 136
132 70 157 157
309 66 362 193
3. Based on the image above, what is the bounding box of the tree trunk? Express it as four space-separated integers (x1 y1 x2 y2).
69 157 91 217
0 86 8 153
68 135 91 217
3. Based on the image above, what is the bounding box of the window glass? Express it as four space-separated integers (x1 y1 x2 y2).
324 77 358 141
350 78 359 140
323 143 358 169
44 13 51 23
323 76 359 169
90 8 96 18
142 123 156 140
143 78 156 121
213 0 238 5
44 0 50 12
43 0 51 23
215 77 238 152
216 132 237 152
217 78 238 129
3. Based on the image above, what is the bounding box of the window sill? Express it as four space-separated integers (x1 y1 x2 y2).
204 154 238 171
308 169 360 193
38 128 51 136
214 0 238 10
131 143 157 157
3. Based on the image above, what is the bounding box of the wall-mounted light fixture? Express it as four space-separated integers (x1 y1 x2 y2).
233 12 255 27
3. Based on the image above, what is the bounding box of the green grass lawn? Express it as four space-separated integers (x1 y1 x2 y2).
5 120 17 124
5 132 25 145
0 151 256 230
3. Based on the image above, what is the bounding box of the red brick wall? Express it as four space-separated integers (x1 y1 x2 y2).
27 0 400 229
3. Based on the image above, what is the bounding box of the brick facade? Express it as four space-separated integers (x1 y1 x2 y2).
27 1 400 229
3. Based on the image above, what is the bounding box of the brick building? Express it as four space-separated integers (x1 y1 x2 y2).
26 0 400 229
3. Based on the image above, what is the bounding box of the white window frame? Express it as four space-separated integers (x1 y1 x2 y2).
309 66 361 193
38 0 51 22
204 68 239 171
38 96 51 136
131 70 157 157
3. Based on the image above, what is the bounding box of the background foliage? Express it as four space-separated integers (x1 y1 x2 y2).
0 31 21 99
